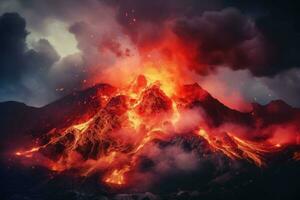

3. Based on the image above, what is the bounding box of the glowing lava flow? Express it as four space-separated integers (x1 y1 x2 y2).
104 166 130 185
15 147 40 157
15 73 179 185
14 71 300 187
197 129 283 167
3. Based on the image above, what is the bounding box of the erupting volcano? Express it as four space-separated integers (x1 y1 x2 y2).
2 1 300 199
13 69 300 189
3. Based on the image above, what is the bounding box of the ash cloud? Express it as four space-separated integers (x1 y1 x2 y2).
173 8 268 76
106 0 300 107
111 0 300 77
0 0 300 108
111 0 223 48
224 0 300 76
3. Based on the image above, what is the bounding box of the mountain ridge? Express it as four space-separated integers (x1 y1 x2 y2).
1 82 299 140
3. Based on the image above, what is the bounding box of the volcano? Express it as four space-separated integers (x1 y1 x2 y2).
2 74 300 200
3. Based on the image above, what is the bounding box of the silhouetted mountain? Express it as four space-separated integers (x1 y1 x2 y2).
0 84 115 139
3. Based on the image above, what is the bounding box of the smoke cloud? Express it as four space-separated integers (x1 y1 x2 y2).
0 0 300 109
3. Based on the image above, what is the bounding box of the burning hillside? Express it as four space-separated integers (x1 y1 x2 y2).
14 71 300 189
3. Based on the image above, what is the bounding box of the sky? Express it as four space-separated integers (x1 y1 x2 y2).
0 0 300 110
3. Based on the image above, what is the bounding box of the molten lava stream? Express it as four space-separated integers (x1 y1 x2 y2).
197 128 284 167
104 165 130 185
13 72 299 188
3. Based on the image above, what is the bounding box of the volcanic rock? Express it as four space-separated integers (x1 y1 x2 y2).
136 85 173 117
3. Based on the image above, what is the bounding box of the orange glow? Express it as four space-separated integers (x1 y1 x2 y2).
14 69 300 187
15 72 182 186
293 152 300 161
141 64 178 97
15 147 40 157
197 129 283 167
73 119 92 131
104 166 130 185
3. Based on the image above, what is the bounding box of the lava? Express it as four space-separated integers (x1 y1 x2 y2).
14 70 300 187
104 166 130 185
197 129 283 167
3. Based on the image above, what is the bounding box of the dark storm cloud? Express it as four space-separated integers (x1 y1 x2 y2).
0 13 59 82
109 0 222 21
109 0 222 47
0 0 300 107
254 14 300 76
173 8 268 75
15 0 300 77
17 0 91 23
108 0 270 76
102 0 300 107
0 1 132 106
0 13 28 82
107 0 300 77
225 0 300 76
0 12 61 105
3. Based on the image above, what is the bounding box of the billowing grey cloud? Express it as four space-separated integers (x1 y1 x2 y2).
110 0 222 48
0 1 125 106
0 0 300 109
109 0 300 77
262 68 300 107
174 8 269 76
198 67 300 110
0 13 60 105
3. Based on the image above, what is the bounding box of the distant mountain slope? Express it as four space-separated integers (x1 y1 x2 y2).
0 84 115 141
